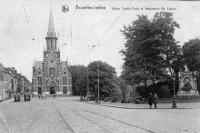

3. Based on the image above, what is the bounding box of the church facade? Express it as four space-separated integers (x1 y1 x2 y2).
32 10 72 95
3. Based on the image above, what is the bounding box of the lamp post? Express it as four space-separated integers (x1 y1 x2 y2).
86 66 89 102
172 75 177 109
97 61 100 104
80 68 83 101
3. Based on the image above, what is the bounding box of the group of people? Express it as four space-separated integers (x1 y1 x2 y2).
148 92 158 109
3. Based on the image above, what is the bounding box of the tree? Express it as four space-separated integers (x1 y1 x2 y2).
182 38 200 93
69 65 87 96
121 12 182 97
183 39 200 72
118 79 127 102
110 76 123 102
152 12 182 75
152 12 183 93
121 15 160 86
88 61 117 99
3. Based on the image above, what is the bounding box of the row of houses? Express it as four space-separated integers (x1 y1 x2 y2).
0 63 31 101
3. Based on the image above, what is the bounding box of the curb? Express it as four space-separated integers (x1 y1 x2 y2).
82 101 193 109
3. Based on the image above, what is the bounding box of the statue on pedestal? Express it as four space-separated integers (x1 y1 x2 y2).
177 65 199 96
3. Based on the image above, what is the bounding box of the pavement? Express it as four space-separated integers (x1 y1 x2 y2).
86 100 200 109
0 96 199 133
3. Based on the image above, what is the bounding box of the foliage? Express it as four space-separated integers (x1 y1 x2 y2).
121 15 161 85
88 61 117 98
118 79 128 102
121 12 182 97
152 12 182 76
121 12 181 84
182 38 200 93
182 38 200 72
136 80 174 98
69 65 87 96
110 76 123 102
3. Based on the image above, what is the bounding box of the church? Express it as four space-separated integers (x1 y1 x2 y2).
32 10 72 95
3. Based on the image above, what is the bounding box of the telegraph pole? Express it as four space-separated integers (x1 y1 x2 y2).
97 61 100 104
86 66 89 102
80 67 83 101
172 75 177 109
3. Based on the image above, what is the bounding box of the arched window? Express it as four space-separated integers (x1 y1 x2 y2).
63 87 67 94
38 77 42 85
63 77 67 85
49 68 55 76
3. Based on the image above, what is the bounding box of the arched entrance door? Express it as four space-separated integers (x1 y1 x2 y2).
50 87 55 94
38 87 42 94
63 87 67 94
49 81 56 94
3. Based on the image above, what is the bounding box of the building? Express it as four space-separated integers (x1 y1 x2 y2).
0 63 31 100
32 10 72 95
3 67 18 93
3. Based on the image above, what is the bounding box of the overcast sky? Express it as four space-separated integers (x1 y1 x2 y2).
0 0 200 81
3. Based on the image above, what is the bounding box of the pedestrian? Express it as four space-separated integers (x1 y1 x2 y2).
153 93 158 109
148 92 153 109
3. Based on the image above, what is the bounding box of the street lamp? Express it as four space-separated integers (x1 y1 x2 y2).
97 61 100 104
172 75 177 109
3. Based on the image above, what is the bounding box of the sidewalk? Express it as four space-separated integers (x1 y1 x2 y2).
0 98 14 104
84 101 200 109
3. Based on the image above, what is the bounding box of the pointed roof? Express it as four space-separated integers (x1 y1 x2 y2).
47 9 56 37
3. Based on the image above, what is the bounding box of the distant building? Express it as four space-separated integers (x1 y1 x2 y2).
32 10 72 95
0 63 30 100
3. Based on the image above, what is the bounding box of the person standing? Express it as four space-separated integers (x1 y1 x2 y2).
148 92 153 109
153 93 158 109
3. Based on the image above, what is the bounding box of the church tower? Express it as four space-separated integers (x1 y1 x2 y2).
46 10 57 51
32 9 72 96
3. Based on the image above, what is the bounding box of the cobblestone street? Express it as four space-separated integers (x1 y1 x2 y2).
0 97 199 133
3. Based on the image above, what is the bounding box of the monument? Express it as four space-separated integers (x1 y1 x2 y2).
177 66 199 96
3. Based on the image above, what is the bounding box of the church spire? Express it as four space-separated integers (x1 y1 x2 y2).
47 9 56 37
45 8 58 51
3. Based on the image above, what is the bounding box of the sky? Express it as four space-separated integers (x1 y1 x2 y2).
0 0 200 81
